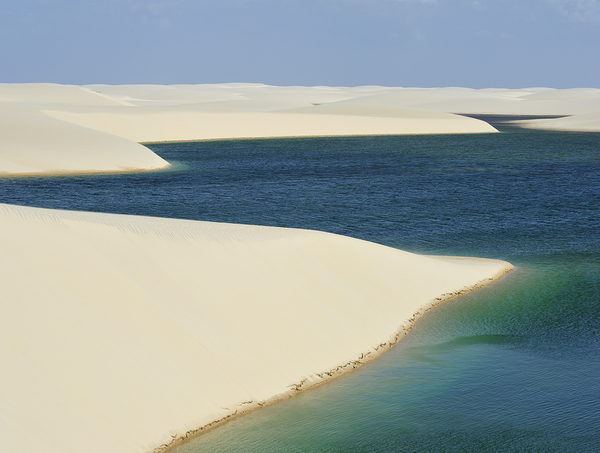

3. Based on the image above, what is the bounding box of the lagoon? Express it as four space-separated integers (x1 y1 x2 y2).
2 129 599 451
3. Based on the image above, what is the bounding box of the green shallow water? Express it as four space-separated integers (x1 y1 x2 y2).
173 261 600 453
2 128 599 451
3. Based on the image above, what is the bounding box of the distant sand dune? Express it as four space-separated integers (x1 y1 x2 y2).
0 104 169 175
44 108 494 144
2 83 597 176
512 111 600 132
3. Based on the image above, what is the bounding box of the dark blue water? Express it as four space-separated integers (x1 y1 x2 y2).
2 130 599 451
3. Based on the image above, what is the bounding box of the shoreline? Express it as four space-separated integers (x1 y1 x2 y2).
1 202 514 453
138 130 498 145
0 162 172 178
158 261 514 453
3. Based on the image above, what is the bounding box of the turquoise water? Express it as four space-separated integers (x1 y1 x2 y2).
2 129 599 451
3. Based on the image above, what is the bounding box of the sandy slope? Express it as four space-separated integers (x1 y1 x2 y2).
0 104 169 175
0 203 513 453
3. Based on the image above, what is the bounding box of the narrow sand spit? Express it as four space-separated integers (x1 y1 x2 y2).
0 203 513 453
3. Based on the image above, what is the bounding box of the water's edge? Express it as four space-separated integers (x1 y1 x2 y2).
158 263 513 453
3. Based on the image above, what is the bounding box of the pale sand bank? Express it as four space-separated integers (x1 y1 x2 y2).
0 104 170 176
0 83 494 176
2 83 598 176
0 203 513 453
45 108 493 144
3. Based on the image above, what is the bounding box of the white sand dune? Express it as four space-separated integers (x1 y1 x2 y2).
45 108 493 144
0 83 128 106
0 104 169 176
0 203 513 453
43 84 496 143
297 86 600 119
0 83 496 176
2 83 597 176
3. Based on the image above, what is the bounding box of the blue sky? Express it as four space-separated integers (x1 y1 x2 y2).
1 0 599 88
